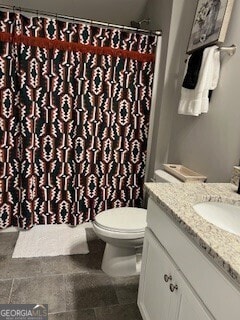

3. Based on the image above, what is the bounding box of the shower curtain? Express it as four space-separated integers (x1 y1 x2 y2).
0 11 157 229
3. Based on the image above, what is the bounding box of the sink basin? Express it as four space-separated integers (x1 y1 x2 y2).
193 202 240 236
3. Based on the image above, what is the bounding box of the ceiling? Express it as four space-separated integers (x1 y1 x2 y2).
0 0 148 26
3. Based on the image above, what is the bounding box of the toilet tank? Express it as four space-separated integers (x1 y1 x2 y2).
154 169 182 183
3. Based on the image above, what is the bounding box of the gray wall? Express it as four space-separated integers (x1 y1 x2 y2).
168 0 240 182
143 0 195 180
145 0 240 182
141 0 173 181
0 0 147 25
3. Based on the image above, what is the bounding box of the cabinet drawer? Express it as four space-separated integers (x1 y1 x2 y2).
147 198 240 320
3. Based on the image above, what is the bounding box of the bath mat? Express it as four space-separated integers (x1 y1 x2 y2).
12 223 91 258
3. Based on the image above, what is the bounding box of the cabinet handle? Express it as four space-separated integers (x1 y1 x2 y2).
169 283 178 292
164 274 172 282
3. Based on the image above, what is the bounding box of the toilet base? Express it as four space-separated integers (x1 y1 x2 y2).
101 243 142 277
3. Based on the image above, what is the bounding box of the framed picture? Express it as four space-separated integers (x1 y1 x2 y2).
187 0 235 54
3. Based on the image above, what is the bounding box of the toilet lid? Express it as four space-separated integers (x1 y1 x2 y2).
94 207 147 233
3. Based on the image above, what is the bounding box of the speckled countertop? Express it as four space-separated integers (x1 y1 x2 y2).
145 182 240 288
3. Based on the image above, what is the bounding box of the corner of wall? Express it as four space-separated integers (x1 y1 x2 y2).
153 0 195 172
143 0 173 181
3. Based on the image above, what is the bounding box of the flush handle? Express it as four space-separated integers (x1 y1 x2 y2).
164 274 172 282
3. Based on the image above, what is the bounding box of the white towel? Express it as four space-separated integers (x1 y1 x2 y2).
178 46 220 116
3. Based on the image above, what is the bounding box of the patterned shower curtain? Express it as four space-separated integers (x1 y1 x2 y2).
0 11 157 229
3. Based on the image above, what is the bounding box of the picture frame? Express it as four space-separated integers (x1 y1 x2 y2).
187 0 235 54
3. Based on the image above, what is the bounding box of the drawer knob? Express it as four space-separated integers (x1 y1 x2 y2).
164 274 172 282
169 283 178 292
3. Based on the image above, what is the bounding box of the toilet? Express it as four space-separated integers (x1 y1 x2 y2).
93 169 181 277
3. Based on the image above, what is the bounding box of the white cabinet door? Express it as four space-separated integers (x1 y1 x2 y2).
138 228 214 320
138 228 180 320
176 276 214 320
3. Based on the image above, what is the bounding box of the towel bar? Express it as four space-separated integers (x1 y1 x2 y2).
218 44 236 56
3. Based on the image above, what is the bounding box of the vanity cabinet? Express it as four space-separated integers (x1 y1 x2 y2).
138 228 213 320
138 198 240 320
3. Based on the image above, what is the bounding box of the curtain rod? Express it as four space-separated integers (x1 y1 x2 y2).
0 4 162 36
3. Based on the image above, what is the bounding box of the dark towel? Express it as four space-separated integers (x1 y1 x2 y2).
182 49 204 89
208 90 213 101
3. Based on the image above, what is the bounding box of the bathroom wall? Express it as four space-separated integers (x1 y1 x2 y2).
0 0 147 25
168 0 240 182
145 0 240 182
141 0 173 181
143 0 192 180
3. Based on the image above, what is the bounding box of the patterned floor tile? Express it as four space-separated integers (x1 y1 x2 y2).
49 309 96 320
10 275 66 314
0 226 142 319
111 275 140 304
95 303 142 320
0 279 13 303
0 257 43 280
40 255 89 275
65 273 118 311
0 232 19 257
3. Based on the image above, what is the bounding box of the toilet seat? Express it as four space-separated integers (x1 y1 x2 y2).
94 207 147 233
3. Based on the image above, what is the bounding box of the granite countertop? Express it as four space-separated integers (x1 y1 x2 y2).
145 182 240 288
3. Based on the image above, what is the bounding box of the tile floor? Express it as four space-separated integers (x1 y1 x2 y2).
0 228 142 320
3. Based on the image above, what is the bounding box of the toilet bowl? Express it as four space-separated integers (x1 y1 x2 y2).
93 169 180 277
93 207 147 277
